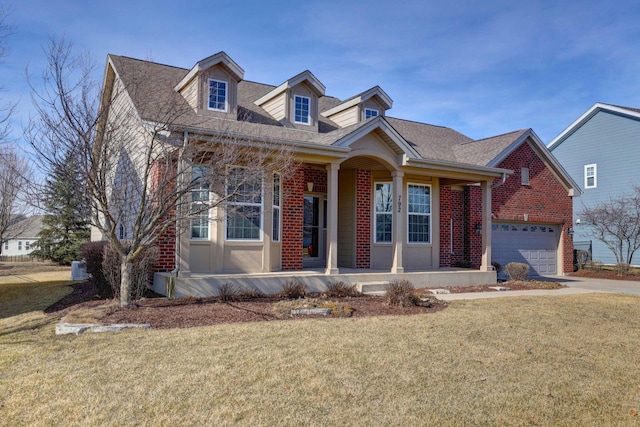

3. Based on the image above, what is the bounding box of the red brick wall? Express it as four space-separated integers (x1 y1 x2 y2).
282 165 304 270
304 165 328 193
355 170 371 268
465 186 482 268
155 218 176 272
492 141 573 273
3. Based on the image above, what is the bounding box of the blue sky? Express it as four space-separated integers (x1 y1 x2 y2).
2 0 640 146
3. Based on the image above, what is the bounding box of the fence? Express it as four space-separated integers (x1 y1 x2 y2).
0 255 44 263
573 240 592 270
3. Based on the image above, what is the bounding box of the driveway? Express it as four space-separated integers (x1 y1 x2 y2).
552 276 640 296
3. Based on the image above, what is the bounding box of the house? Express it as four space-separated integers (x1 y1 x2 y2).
548 103 640 265
1 216 44 258
97 52 577 297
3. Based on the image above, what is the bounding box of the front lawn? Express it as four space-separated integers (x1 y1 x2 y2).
1 280 639 425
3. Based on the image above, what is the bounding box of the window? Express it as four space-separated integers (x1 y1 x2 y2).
294 95 310 125
119 224 125 240
374 183 392 243
25 242 30 251
191 166 210 239
584 164 597 189
4 241 7 250
226 167 263 240
407 184 431 243
521 167 530 185
273 173 281 242
365 108 379 119
208 79 227 111
18 241 22 251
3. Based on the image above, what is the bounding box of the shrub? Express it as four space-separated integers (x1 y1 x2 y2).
574 249 590 271
615 262 631 276
325 281 361 298
102 242 159 301
218 283 240 301
504 262 529 281
279 280 307 299
80 241 110 298
586 260 604 271
385 279 417 307
491 261 502 274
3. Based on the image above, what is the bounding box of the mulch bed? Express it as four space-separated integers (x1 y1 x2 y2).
45 279 566 329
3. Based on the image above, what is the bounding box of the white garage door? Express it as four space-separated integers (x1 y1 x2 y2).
492 222 559 277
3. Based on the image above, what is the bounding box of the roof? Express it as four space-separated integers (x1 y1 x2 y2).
548 102 640 150
104 54 559 177
3 216 45 239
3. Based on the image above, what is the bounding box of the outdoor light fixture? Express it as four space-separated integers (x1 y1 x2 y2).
475 223 482 235
307 182 314 192
567 226 574 237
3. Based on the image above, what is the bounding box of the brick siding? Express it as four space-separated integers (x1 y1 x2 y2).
355 170 371 268
282 164 304 270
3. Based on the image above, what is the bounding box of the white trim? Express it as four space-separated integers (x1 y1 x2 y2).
272 173 281 242
224 166 264 242
207 78 228 112
293 94 311 125
584 163 597 189
190 165 211 241
174 51 244 92
365 108 379 119
373 182 393 244
406 183 432 244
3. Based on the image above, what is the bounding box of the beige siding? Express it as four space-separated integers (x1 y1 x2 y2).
190 242 212 273
181 79 198 110
371 245 392 269
329 106 359 128
337 170 355 267
223 245 263 273
262 93 286 121
194 65 238 118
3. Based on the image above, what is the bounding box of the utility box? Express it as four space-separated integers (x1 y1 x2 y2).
71 261 90 281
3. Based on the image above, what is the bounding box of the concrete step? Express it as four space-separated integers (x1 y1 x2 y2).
358 281 389 295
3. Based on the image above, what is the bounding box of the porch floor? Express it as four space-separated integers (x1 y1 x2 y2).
153 268 497 299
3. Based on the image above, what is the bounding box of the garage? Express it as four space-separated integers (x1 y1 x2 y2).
491 222 559 277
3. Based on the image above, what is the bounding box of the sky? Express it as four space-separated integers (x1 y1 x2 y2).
1 0 640 147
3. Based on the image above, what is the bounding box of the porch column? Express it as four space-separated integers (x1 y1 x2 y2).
480 180 492 272
391 171 404 273
325 162 340 275
176 133 191 278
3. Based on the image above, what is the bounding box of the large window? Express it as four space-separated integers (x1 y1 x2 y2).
273 173 281 242
208 79 227 111
191 166 210 239
294 95 310 124
374 182 392 243
584 164 597 189
407 184 431 243
226 167 263 240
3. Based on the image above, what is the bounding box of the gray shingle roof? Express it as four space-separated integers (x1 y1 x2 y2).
106 54 528 168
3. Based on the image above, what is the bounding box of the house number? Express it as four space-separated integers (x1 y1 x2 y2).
397 195 402 213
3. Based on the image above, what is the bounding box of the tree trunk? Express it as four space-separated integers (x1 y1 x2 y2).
120 259 133 307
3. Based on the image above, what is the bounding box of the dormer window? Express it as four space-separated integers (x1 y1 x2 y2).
365 108 379 119
294 95 310 125
208 79 228 111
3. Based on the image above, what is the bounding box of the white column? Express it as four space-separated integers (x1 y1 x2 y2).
176 133 191 278
391 171 404 273
325 162 340 275
480 180 492 272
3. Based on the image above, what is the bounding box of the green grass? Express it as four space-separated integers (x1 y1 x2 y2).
1 281 640 426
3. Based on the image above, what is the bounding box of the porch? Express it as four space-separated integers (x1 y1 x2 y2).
152 268 497 299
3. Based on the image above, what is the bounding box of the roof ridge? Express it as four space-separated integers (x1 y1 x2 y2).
109 54 189 72
466 129 528 145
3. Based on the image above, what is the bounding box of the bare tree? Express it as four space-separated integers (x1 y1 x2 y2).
0 6 15 145
580 188 640 273
0 147 29 254
27 38 296 306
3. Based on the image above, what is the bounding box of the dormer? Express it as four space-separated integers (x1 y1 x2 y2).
175 51 244 119
321 86 393 128
254 70 325 131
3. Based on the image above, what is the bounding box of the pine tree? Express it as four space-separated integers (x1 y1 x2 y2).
32 153 90 265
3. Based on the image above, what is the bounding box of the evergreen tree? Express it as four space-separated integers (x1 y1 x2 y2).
32 153 90 264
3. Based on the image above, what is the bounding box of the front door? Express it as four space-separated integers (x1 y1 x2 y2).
303 195 326 267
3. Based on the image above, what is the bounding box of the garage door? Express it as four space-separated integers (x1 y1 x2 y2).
492 222 559 277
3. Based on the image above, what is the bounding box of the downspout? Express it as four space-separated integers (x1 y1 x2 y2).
492 172 507 190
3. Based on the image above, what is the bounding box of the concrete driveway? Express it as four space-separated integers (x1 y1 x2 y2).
552 276 640 296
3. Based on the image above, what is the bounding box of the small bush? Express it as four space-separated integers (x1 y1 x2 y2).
218 283 240 301
325 281 361 298
385 279 417 307
80 241 110 298
574 249 590 271
586 260 604 271
491 261 502 274
504 262 530 281
279 280 307 299
615 262 631 276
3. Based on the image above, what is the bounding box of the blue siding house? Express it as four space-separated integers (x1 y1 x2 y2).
548 103 640 265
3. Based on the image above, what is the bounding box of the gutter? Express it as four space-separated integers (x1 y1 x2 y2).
492 172 508 189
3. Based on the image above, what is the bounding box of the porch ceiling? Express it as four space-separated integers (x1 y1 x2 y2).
340 156 388 171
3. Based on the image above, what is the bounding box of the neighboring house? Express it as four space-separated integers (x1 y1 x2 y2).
97 52 577 297
548 103 640 265
1 216 44 257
